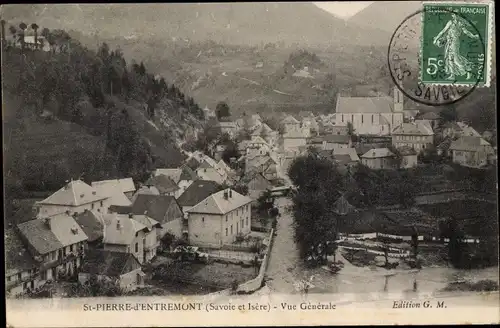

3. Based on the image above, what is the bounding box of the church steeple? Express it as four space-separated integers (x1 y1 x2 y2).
394 86 404 112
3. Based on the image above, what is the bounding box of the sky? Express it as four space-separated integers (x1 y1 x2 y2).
314 1 374 19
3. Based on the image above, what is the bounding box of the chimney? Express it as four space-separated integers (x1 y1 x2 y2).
128 213 134 219
223 190 229 200
44 218 51 229
393 86 403 112
229 189 233 198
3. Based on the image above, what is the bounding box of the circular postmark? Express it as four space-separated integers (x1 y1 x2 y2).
387 7 486 106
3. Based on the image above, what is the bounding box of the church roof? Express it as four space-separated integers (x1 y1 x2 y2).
336 96 394 114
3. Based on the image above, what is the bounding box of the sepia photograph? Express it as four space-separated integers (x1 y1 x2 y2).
2 1 498 326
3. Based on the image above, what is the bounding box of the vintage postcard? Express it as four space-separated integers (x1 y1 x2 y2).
2 1 498 327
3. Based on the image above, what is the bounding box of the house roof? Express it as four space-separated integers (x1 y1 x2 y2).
103 214 148 245
361 148 395 159
91 182 132 207
145 175 180 194
355 143 391 155
131 194 180 224
332 154 353 166
218 121 237 128
244 172 273 189
128 214 161 231
5 228 38 276
250 136 268 144
418 111 440 120
449 136 491 152
392 122 434 136
79 249 142 278
74 210 104 242
91 178 136 194
283 129 307 139
17 214 88 255
176 180 223 207
154 168 182 182
333 195 357 215
281 115 300 124
38 180 108 206
323 134 351 144
332 148 360 162
187 188 253 215
50 214 89 247
336 96 394 113
131 186 160 203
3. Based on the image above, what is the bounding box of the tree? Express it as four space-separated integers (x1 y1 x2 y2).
9 25 16 44
221 139 239 164
215 101 230 120
288 153 343 265
31 23 39 49
18 22 27 52
439 105 458 125
160 232 176 251
346 121 355 136
1 20 6 45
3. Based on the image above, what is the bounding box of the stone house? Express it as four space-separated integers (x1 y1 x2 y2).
5 229 41 296
34 180 110 218
16 214 88 285
154 166 199 199
186 189 253 246
78 250 144 292
361 148 397 170
449 136 494 168
391 122 434 153
144 175 180 197
129 194 184 240
102 213 159 264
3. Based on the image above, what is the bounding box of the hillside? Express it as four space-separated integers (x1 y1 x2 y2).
348 1 422 34
1 3 390 47
2 24 205 198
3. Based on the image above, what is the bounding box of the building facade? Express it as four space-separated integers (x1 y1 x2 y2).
186 189 253 246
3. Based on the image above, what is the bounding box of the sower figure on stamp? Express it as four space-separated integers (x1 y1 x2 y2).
433 13 480 81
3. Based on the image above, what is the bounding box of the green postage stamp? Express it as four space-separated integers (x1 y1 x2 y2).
420 1 493 87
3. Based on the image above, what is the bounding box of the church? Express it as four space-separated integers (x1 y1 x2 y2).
335 87 404 136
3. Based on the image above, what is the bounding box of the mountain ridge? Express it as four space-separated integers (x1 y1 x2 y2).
1 3 390 46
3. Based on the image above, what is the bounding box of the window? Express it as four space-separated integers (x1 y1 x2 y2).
91 203 95 210
100 201 103 207
70 244 73 252
41 270 47 280
246 217 249 226
351 115 354 122
341 115 344 123
241 219 244 227
18 273 22 280
372 115 374 124
225 228 228 236
7 276 11 282
225 216 228 222
361 115 364 124
230 225 233 234
135 243 139 253
236 223 239 232
202 217 205 223
422 145 425 149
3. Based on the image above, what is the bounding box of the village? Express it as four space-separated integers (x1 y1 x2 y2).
5 77 498 298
